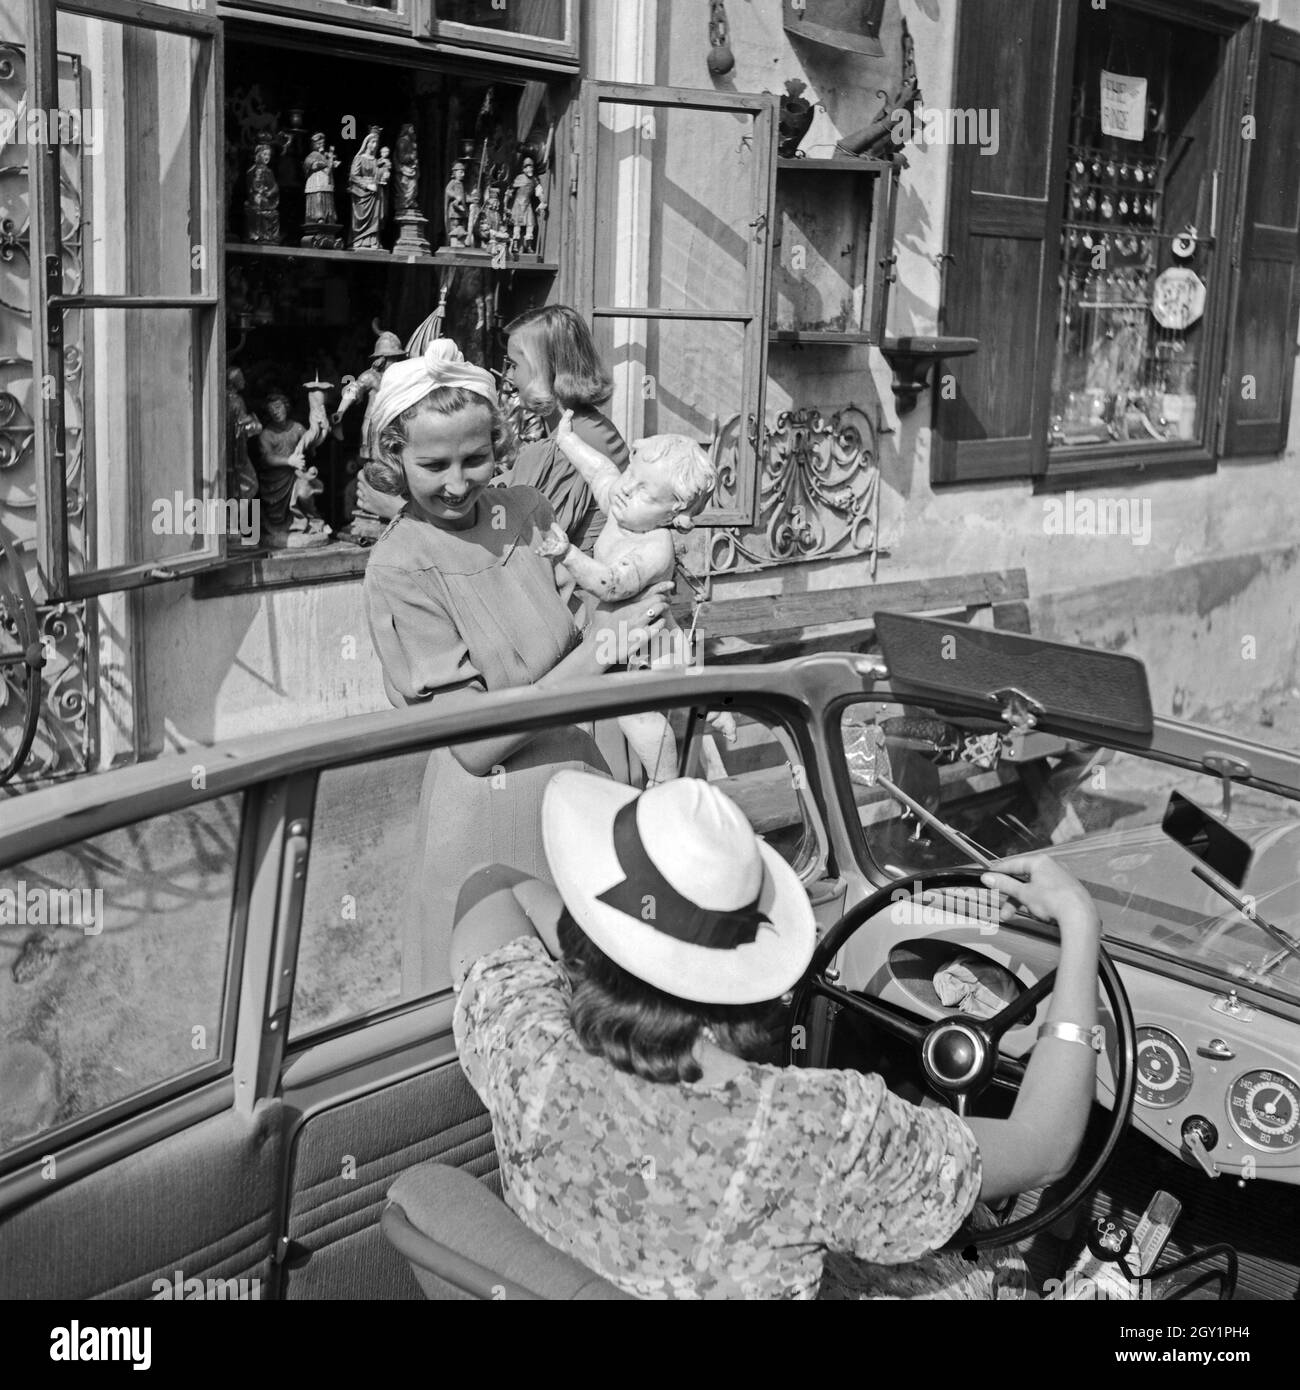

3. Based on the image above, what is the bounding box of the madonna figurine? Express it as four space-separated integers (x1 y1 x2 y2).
392 123 432 256
349 126 384 250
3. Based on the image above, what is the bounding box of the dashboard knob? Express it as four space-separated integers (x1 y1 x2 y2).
1181 1116 1220 1178
1197 1037 1235 1060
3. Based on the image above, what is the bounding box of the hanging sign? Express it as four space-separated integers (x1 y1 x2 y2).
1151 267 1207 331
1100 71 1148 141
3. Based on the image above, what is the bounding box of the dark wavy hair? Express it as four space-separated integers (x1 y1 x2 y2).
557 910 782 1085
504 304 613 415
365 386 518 497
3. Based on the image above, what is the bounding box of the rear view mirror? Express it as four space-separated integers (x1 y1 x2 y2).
1162 790 1253 889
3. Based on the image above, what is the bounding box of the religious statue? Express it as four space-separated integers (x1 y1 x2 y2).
301 132 342 248
478 183 508 258
225 367 261 544
392 123 432 256
333 327 406 544
508 156 545 255
254 386 333 548
243 141 281 244
377 145 392 226
443 160 469 248
349 126 384 251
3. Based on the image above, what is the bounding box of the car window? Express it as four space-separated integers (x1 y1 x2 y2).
289 706 822 1040
0 795 240 1156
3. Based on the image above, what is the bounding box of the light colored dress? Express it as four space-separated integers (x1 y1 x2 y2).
364 486 615 995
454 932 1029 1300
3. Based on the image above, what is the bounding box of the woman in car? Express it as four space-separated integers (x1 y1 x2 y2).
362 341 672 994
450 771 1103 1299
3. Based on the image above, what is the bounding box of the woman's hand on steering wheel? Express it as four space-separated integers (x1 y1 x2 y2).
980 854 1102 938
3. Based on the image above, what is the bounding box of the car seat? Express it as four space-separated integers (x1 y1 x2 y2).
382 1162 634 1300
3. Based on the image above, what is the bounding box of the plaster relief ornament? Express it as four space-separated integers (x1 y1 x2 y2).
301 132 343 249
392 123 432 256
243 141 281 244
349 126 384 251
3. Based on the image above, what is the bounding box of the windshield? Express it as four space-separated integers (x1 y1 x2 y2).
840 701 1300 1008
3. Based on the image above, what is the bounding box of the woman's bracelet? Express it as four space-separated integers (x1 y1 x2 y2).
1037 1021 1101 1051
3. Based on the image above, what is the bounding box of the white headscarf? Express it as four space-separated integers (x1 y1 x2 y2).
370 338 497 437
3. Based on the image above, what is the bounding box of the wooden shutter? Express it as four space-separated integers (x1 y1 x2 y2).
933 0 1076 484
1221 22 1300 457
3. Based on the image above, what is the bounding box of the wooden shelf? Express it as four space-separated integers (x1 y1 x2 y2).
777 155 893 174
225 242 559 273
769 329 876 344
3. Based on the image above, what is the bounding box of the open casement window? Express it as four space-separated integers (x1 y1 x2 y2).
1221 21 1300 457
32 0 223 601
933 0 1076 485
576 82 776 528
414 0 578 64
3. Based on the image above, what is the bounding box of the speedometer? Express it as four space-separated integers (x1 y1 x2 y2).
1135 1027 1192 1108
1227 1069 1300 1152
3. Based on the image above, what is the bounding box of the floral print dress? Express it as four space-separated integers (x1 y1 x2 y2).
454 936 1028 1300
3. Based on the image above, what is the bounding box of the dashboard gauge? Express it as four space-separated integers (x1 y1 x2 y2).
1135 1027 1193 1108
1227 1070 1300 1152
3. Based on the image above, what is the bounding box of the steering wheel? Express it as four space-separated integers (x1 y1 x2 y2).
785 870 1136 1249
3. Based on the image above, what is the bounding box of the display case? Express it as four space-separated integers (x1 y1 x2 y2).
215 22 568 578
414 0 578 65
768 154 899 344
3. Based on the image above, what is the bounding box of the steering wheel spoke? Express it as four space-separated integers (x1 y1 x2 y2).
786 869 1136 1250
810 976 928 1046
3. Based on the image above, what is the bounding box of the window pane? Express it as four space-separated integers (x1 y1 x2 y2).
56 13 211 297
437 0 566 42
291 750 426 1036
594 100 758 312
290 707 812 1036
593 315 744 458
1051 7 1225 450
0 796 239 1152
77 306 220 575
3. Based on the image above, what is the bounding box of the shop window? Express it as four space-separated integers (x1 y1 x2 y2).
415 0 579 65
934 0 1294 487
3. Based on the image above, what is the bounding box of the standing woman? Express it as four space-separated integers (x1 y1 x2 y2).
501 305 629 555
362 340 671 994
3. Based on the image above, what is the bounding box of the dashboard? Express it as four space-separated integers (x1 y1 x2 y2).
839 889 1300 1187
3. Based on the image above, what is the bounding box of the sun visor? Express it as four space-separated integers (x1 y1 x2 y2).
873 612 1154 737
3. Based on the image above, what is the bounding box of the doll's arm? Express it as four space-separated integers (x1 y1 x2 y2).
554 410 621 511
542 526 674 603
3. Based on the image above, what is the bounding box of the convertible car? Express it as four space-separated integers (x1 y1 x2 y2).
1 616 1298 1301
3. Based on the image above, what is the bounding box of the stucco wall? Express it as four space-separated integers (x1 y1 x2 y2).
135 0 1299 761
585 0 1300 719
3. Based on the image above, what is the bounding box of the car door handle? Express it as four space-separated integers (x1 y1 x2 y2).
268 822 310 1021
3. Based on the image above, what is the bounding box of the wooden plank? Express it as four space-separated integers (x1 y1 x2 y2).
685 569 1030 639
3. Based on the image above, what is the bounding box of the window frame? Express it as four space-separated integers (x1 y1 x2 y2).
575 80 776 529
1042 0 1258 487
219 0 412 34
32 0 226 601
412 0 579 66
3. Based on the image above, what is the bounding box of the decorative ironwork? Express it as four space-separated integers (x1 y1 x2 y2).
0 42 93 786
701 404 881 574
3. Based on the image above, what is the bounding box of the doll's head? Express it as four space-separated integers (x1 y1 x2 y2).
503 304 612 416
367 386 517 529
611 434 716 534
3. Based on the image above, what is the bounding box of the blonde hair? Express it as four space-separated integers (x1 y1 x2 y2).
365 386 518 497
636 434 717 518
504 305 613 415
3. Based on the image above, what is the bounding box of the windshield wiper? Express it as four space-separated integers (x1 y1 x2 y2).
1190 861 1300 976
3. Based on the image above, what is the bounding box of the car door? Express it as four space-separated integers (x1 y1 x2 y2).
273 674 845 1299
0 769 288 1300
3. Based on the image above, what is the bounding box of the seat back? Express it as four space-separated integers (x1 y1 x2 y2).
383 1162 633 1301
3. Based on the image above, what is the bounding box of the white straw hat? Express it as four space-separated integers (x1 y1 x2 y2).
542 772 817 1005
